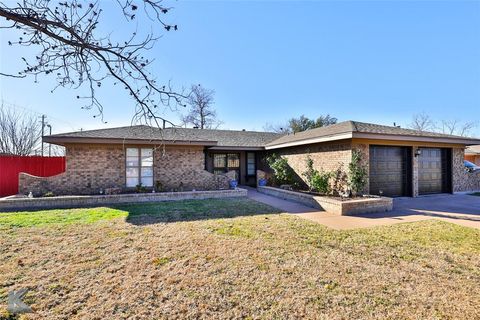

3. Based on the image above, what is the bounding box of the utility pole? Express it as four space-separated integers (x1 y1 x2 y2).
40 115 46 157
47 124 52 156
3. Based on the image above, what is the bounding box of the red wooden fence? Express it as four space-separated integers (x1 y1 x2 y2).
0 155 66 197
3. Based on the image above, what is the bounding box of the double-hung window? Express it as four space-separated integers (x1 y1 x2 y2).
126 148 153 187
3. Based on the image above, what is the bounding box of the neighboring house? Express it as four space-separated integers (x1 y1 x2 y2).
20 121 480 197
465 145 480 165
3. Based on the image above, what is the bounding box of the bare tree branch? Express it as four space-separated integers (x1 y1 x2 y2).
409 112 436 132
409 113 477 137
0 0 186 126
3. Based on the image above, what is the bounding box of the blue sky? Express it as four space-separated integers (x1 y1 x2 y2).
1 0 479 136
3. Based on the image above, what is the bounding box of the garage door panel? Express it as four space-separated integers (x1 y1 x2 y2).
370 146 411 197
418 148 451 195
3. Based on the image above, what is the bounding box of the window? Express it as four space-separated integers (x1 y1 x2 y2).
126 148 153 187
213 153 240 178
247 152 256 176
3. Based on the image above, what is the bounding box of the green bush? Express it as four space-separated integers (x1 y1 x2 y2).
348 150 368 196
311 170 332 194
302 155 316 191
266 154 295 186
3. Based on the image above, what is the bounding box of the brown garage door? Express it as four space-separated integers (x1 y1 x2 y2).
369 146 412 197
418 148 451 195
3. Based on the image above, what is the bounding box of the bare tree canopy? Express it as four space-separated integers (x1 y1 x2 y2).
408 112 477 137
182 84 222 129
264 114 338 133
440 119 477 137
0 0 186 127
409 112 436 132
0 104 41 155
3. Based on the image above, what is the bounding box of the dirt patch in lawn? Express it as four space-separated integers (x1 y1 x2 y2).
0 198 479 319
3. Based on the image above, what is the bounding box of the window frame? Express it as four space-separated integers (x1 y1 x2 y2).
212 152 241 178
246 152 256 177
125 147 154 188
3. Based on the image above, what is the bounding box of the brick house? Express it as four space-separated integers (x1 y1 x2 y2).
465 145 480 165
20 121 480 197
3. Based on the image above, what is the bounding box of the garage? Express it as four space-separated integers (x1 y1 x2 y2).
369 146 412 197
418 148 452 195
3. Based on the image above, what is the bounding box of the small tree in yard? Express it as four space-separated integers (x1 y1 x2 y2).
348 150 368 196
266 154 294 186
302 155 316 191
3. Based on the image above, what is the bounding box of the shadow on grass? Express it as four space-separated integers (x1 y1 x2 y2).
120 198 281 225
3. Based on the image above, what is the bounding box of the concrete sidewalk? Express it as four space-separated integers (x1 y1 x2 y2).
245 187 480 230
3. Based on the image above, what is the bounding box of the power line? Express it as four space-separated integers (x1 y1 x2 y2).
1 100 79 132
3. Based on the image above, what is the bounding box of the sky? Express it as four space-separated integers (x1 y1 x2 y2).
0 0 479 136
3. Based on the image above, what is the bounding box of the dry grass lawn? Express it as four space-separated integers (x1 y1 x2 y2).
1 198 479 319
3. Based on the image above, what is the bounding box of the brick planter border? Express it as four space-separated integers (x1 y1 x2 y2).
257 186 392 216
0 188 247 212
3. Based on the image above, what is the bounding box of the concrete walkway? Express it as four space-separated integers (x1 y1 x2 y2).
245 187 480 230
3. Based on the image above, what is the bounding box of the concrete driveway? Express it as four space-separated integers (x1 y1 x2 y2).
297 194 480 230
246 188 480 230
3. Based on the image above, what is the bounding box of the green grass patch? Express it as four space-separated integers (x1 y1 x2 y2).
469 192 480 196
152 257 172 267
0 198 280 229
121 198 280 223
0 207 128 228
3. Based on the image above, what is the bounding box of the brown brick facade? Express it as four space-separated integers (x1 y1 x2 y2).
268 140 353 191
18 140 479 197
19 144 231 196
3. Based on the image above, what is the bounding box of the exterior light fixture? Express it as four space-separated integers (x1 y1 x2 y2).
414 149 422 157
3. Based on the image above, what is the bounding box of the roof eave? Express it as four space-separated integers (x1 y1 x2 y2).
265 132 354 150
352 132 480 145
42 136 218 147
207 146 265 151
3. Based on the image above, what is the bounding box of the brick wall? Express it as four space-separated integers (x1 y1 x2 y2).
19 144 232 196
268 140 353 191
20 144 125 196
453 148 480 192
154 146 232 191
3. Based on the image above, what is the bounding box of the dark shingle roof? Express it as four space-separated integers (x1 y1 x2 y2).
46 125 284 148
266 121 478 147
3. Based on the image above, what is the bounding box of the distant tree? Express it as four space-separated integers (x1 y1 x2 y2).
182 84 222 129
0 0 186 127
440 119 477 137
0 104 41 155
264 114 337 133
409 113 436 131
408 113 477 137
288 115 315 133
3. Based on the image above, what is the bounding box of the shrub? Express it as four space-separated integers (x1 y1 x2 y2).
302 155 316 191
266 154 295 186
348 150 368 196
135 183 147 193
43 191 55 197
311 170 332 194
155 180 164 192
